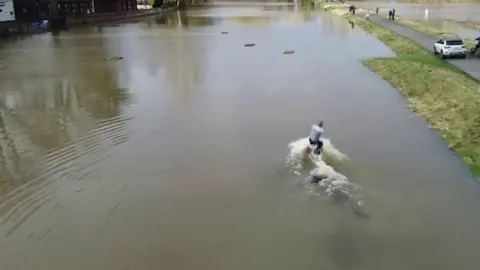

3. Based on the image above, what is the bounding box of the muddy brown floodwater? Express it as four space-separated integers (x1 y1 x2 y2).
1 2 480 270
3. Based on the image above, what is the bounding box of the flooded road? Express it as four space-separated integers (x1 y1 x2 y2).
1 2 480 269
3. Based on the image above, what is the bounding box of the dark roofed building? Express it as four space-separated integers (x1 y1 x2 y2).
13 0 138 21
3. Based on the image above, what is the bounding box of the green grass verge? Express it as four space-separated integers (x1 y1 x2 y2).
339 13 480 177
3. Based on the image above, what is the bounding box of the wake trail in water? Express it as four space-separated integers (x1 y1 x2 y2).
286 137 366 217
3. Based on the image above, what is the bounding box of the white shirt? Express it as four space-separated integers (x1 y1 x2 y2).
309 124 324 142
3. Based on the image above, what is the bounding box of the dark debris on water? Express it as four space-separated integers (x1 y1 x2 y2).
103 56 124 61
244 43 255 47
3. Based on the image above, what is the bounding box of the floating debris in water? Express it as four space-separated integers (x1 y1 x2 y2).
244 43 255 47
221 31 228 34
283 50 295 54
103 56 124 61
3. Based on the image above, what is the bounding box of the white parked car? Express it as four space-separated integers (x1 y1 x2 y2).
433 36 467 59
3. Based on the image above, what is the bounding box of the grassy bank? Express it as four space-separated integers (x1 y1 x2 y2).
328 8 480 177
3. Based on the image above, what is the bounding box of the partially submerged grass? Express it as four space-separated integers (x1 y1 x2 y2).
377 15 477 48
342 13 480 177
318 2 363 15
319 3 340 11
392 17 451 36
458 20 480 31
331 8 349 16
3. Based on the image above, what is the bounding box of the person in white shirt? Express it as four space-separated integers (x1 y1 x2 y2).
308 121 324 155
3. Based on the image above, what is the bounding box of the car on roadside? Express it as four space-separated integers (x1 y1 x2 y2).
433 36 467 59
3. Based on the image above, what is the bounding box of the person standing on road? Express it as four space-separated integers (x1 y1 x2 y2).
308 121 324 155
472 37 480 55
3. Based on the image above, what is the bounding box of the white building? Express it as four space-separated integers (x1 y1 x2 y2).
0 0 15 22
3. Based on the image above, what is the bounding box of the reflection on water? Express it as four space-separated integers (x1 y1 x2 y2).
0 26 134 234
0 6 210 235
155 11 219 27
322 9 350 37
143 12 209 101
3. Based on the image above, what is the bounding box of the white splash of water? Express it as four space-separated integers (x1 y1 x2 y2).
286 137 348 172
286 137 362 205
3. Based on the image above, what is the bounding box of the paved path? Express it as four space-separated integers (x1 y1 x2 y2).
359 12 480 80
